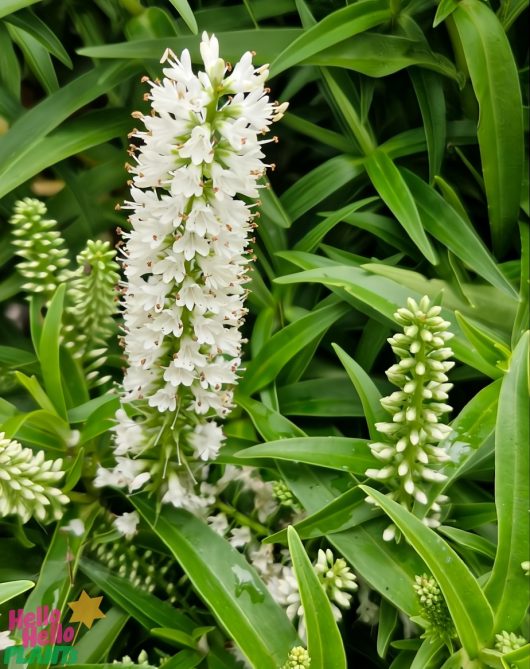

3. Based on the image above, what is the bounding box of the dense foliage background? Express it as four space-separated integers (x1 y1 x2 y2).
0 0 528 668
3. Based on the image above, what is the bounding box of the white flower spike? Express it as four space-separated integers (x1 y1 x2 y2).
96 33 286 510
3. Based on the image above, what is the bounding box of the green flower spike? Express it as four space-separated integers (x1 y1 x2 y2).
0 433 69 523
272 480 299 509
10 198 70 298
64 239 119 380
365 295 454 541
413 574 456 648
281 646 311 669
494 631 528 655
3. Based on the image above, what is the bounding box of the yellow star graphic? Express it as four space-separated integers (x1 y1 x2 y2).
68 590 106 630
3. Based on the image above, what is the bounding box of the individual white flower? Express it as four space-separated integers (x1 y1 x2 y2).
62 519 85 536
229 526 252 548
207 512 229 536
102 32 286 509
0 630 15 651
114 511 140 539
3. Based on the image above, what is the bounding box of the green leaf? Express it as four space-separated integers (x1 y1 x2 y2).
409 69 446 182
7 23 59 94
0 346 36 368
77 30 303 63
130 497 299 669
433 0 459 26
0 22 21 98
295 197 379 253
4 9 72 67
364 151 437 264
484 332 530 630
270 0 392 76
332 343 386 440
455 312 511 373
239 301 349 396
80 559 195 633
401 169 517 298
306 33 461 83
278 377 364 417
0 0 41 19
0 62 138 193
0 109 132 198
281 155 362 222
438 526 496 560
168 0 198 34
39 284 67 419
410 639 446 669
0 579 34 605
287 527 347 669
265 486 375 544
14 372 59 416
361 486 494 657
235 436 378 473
377 598 399 658
451 0 524 256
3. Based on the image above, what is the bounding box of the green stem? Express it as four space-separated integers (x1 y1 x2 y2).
216 500 270 536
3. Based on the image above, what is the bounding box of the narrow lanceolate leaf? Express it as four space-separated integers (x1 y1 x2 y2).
239 301 349 396
167 0 198 34
39 284 67 419
361 486 494 658
270 0 391 76
332 343 386 441
365 151 437 264
131 497 299 669
235 436 378 473
287 527 347 669
0 0 41 18
484 332 530 630
0 579 34 606
451 0 524 256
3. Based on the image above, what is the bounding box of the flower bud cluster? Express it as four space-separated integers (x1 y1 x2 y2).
413 574 455 642
64 239 119 381
365 296 454 540
10 198 70 297
0 433 69 523
282 647 311 669
98 33 286 507
494 630 527 655
315 548 358 612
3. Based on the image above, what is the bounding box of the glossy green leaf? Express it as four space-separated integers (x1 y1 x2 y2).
451 0 524 256
0 579 34 605
236 436 377 473
484 332 530 630
7 24 59 94
80 559 195 633
377 598 399 658
278 377 363 417
438 526 496 560
77 30 302 64
281 155 362 222
131 497 299 669
0 0 41 18
364 151 437 263
38 284 66 419
410 69 446 181
433 0 459 26
455 311 511 373
168 0 198 34
332 343 386 440
287 527 347 669
361 486 494 656
265 486 375 544
4 8 72 67
236 394 305 441
401 169 517 298
270 0 391 76
73 608 129 664
239 301 349 395
0 22 21 98
295 197 378 253
306 33 460 82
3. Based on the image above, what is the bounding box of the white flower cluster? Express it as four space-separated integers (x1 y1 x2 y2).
365 296 454 541
97 33 286 505
0 433 69 523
